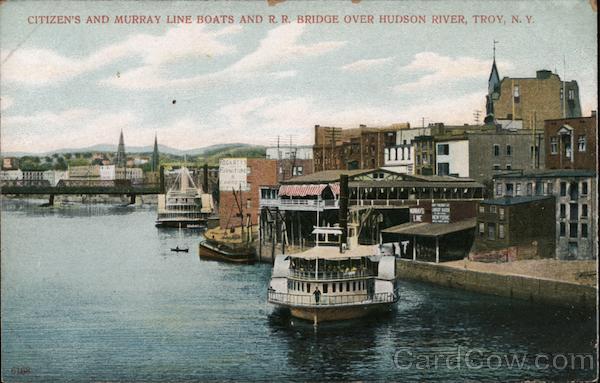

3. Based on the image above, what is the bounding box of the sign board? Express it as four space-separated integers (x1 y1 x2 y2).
409 207 425 223
219 158 248 191
431 203 450 224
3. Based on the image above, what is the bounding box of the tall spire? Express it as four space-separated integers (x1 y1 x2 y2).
151 132 159 172
116 129 126 167
486 40 501 117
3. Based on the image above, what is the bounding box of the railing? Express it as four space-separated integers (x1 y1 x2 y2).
268 290 397 307
259 198 339 209
288 269 373 280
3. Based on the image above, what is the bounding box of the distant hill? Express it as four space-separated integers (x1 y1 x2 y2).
2 143 262 157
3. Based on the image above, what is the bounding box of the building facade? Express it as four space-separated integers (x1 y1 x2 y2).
488 68 582 131
544 113 596 170
493 170 596 260
219 158 278 228
472 196 556 261
435 138 469 177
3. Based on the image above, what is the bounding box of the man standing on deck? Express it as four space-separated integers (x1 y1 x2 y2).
313 286 321 304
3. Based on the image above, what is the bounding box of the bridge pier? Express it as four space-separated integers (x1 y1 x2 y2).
49 194 55 206
129 194 136 205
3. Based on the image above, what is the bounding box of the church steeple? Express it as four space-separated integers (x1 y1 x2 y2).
115 129 126 167
486 40 501 117
151 132 159 172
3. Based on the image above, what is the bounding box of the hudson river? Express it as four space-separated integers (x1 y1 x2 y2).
1 201 596 381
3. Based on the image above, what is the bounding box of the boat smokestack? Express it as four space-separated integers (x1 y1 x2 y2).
339 174 349 252
203 163 209 193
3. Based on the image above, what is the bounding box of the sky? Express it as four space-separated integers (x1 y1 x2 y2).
0 0 597 154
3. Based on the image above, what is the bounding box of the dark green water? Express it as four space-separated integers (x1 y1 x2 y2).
1 200 597 382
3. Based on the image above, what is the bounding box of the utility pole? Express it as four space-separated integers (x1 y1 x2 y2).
473 110 482 125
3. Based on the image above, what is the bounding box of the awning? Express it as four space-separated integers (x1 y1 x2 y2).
382 218 476 237
329 183 340 195
278 184 327 197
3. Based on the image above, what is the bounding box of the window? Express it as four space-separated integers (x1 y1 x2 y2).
499 208 505 220
479 206 485 213
323 284 328 293
581 224 588 238
493 164 501 170
513 85 520 103
437 144 449 155
493 144 500 156
352 281 356 291
560 222 566 237
506 164 512 170
499 224 505 239
550 137 558 154
490 206 497 213
560 88 564 100
506 183 514 196
526 183 533 196
568 89 575 100
578 136 586 152
569 223 578 238
560 204 566 218
307 283 310 292
488 223 496 240
479 222 485 235
570 203 578 220
437 163 450 176
332 283 336 293
496 183 503 196
346 282 350 291
582 204 588 218
560 182 566 197
506 145 512 156
582 182 588 195
547 182 553 195
515 183 521 196
292 166 304 176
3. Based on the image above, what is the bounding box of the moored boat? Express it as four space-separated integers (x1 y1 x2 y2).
155 167 214 228
267 225 398 324
198 239 256 264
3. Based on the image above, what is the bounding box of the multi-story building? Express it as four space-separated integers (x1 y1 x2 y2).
313 123 409 171
2 157 19 170
413 135 436 175
68 165 101 179
434 136 469 177
486 61 582 130
471 196 556 261
219 158 278 228
493 170 596 260
466 128 545 182
544 112 597 170
383 127 431 174
266 145 313 160
0 169 23 181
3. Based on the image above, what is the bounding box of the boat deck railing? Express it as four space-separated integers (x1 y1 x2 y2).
267 290 397 307
288 269 374 281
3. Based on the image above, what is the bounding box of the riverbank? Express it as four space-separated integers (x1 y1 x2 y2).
396 259 597 310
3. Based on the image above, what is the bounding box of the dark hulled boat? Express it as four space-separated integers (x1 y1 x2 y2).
198 239 256 264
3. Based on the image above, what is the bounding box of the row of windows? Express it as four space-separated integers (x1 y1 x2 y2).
288 280 367 293
496 181 588 198
385 147 412 162
478 222 505 240
479 205 506 219
493 144 512 156
559 203 588 219
550 136 586 154
559 222 589 238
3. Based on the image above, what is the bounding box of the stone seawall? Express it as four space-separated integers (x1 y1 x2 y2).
396 259 597 310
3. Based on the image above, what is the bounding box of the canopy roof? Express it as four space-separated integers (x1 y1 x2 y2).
289 244 379 260
278 183 340 197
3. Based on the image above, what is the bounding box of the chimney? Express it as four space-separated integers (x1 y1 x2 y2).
338 174 349 252
203 163 209 193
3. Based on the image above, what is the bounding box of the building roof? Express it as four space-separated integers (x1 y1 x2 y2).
493 169 596 179
381 218 477 237
480 195 554 206
349 180 483 189
283 169 373 184
290 244 379 260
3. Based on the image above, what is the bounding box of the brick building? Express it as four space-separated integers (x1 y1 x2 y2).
471 196 556 261
493 170 596 260
219 158 277 229
313 123 409 171
486 64 582 131
544 112 597 170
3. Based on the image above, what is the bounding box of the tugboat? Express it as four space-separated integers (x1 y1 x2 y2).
156 167 214 228
267 174 398 324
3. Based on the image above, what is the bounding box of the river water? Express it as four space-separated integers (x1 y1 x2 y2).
1 201 597 382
